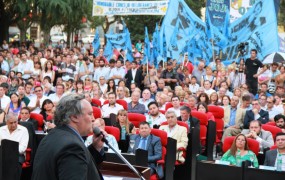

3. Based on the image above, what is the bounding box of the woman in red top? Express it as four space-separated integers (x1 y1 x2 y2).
197 102 215 122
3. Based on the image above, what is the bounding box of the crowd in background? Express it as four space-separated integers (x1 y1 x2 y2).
1 40 285 178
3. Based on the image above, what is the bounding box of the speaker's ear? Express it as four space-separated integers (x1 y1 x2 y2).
70 115 79 123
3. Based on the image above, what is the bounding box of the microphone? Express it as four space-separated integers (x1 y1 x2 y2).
93 127 145 180
93 127 108 143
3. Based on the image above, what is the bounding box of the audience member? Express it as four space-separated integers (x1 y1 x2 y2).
241 120 274 151
159 110 188 163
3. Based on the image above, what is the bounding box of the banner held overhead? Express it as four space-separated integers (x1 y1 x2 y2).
92 0 169 16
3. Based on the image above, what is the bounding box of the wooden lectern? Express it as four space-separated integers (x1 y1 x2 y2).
100 161 151 179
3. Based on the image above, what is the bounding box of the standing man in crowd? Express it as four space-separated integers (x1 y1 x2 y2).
160 61 179 90
245 49 263 95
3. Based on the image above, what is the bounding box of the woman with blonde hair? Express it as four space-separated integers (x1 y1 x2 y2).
221 134 258 167
113 109 136 153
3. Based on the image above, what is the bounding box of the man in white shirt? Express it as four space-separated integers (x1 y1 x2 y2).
266 96 283 121
0 113 29 178
99 76 108 93
48 84 66 106
109 60 125 85
189 76 200 95
0 84 10 110
116 86 131 103
28 86 48 113
203 80 215 97
146 101 166 128
101 92 124 118
17 53 34 80
93 58 110 82
220 81 233 98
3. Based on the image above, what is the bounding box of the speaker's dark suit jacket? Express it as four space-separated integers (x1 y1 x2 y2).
32 125 103 180
264 149 278 167
128 134 162 175
243 109 269 129
125 68 143 89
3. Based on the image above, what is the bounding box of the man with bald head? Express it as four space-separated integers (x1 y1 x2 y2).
222 96 246 141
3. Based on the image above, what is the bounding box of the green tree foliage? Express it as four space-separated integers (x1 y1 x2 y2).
278 0 285 28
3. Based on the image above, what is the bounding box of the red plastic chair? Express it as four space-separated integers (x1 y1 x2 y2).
30 113 44 131
103 99 128 110
165 102 190 111
127 113 146 128
262 124 282 141
92 106 102 119
159 110 166 114
150 129 168 180
91 98 102 107
270 145 277 150
22 148 32 168
208 105 224 142
105 126 120 142
191 111 208 146
266 122 276 126
223 136 260 156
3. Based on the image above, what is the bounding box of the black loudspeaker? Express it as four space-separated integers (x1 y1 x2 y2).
1 139 19 180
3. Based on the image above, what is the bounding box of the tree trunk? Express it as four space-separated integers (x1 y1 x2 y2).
19 26 27 44
0 18 10 45
43 28 51 46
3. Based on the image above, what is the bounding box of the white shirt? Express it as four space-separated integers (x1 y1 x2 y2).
48 93 66 104
93 67 110 82
204 88 216 97
131 69 137 80
28 95 49 113
267 107 283 119
99 84 107 93
0 95 11 110
101 103 124 118
0 60 9 74
189 83 200 94
139 98 154 110
18 60 34 79
146 113 167 128
109 67 125 85
0 125 29 154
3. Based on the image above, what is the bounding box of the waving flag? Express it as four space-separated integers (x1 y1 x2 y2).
92 28 100 56
142 26 150 65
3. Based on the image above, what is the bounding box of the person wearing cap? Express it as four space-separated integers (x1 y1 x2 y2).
160 61 179 90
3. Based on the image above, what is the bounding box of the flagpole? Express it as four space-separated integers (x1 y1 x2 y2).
147 57 149 75
211 39 215 62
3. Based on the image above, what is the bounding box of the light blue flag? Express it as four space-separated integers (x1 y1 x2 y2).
227 0 279 61
92 28 100 56
152 23 160 67
103 39 113 61
125 28 134 62
142 26 151 65
162 27 167 62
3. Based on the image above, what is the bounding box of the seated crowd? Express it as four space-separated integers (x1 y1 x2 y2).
1 45 285 179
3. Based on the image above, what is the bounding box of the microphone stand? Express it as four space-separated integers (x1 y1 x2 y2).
105 140 146 180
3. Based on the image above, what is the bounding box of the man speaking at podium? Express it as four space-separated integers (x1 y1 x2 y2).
32 94 104 180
